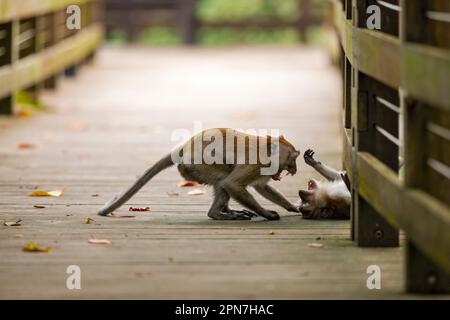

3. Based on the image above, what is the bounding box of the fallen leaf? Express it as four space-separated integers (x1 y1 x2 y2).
307 243 324 248
167 191 179 197
268 231 275 235
17 143 34 149
15 108 32 117
107 212 136 218
85 217 95 224
177 181 200 187
4 219 22 226
28 189 63 197
33 205 46 209
23 242 52 252
129 206 150 212
187 189 207 196
88 238 111 245
68 121 87 131
91 194 99 197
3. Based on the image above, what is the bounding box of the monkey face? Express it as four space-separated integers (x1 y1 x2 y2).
272 149 300 181
298 180 350 220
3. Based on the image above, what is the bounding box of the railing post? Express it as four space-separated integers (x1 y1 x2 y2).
403 99 450 293
0 21 14 114
354 74 399 247
351 0 399 247
178 0 197 45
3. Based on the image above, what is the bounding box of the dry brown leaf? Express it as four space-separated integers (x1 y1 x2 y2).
85 217 95 224
88 238 112 245
187 189 207 196
33 205 46 209
4 219 22 226
17 143 34 149
23 241 52 253
69 121 87 131
15 109 32 118
268 231 275 235
107 212 136 218
177 181 200 187
307 243 324 248
28 189 64 197
128 206 150 212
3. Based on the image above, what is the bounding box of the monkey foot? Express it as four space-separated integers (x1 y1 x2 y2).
209 209 256 220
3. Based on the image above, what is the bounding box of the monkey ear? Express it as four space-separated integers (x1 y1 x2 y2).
291 150 300 158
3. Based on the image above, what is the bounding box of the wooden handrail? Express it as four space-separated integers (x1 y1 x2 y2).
331 0 450 293
0 0 103 114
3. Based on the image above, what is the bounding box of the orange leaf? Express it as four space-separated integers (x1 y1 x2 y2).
23 241 52 252
177 181 200 187
17 143 34 149
28 189 64 197
129 206 150 212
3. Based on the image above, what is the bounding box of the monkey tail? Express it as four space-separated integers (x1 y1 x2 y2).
97 154 174 216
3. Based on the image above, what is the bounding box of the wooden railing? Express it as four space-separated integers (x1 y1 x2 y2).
0 0 103 114
103 0 322 44
332 0 450 293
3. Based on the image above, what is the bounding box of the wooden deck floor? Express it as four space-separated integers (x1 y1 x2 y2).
0 46 424 299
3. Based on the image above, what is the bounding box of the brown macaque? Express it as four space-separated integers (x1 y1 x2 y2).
298 149 351 220
98 128 300 220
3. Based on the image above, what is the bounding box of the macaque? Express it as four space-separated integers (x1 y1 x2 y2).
98 128 300 220
298 149 351 219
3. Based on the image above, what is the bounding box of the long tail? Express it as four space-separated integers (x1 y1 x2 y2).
97 154 174 216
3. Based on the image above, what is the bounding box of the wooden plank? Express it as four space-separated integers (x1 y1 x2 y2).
402 44 450 111
357 152 450 272
0 46 424 299
0 23 103 98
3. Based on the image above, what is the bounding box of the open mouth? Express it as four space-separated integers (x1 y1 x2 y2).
272 168 295 181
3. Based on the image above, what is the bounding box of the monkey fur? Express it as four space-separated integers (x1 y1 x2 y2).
298 149 351 220
98 128 300 220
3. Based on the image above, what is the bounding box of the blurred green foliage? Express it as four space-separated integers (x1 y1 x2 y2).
138 27 181 45
106 0 327 46
198 28 299 45
196 0 299 22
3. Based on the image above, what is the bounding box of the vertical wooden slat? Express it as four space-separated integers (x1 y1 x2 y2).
402 0 450 292
178 0 197 44
0 21 13 114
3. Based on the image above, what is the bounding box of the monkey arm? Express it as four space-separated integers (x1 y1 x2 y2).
311 162 343 181
304 149 342 181
254 184 299 212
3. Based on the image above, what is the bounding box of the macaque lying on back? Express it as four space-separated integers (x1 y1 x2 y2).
298 149 351 219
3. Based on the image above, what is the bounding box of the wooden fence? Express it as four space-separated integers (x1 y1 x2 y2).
0 0 103 115
331 0 450 293
104 0 322 44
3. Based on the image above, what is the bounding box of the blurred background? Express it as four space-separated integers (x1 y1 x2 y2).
103 0 331 47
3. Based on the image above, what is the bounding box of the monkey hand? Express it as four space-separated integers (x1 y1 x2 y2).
286 204 300 213
264 210 280 220
304 149 319 167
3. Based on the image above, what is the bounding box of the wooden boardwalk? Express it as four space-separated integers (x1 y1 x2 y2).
0 47 429 299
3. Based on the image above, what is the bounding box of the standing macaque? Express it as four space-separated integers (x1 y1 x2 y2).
298 149 351 219
98 128 300 220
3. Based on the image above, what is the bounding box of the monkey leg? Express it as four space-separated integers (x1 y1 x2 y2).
207 186 255 220
222 181 280 221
